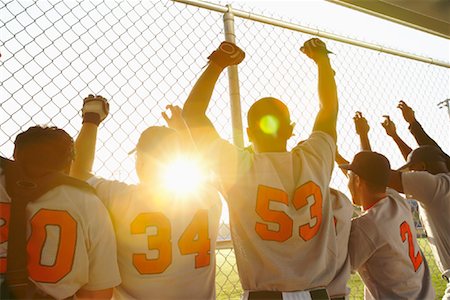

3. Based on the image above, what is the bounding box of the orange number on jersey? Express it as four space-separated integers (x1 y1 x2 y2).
0 203 11 273
131 210 212 274
255 185 293 242
293 181 323 241
178 209 210 268
131 212 172 274
400 221 423 272
255 183 323 242
28 209 77 283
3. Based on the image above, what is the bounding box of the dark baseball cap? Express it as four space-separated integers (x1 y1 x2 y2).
128 126 179 155
397 145 448 171
340 151 391 187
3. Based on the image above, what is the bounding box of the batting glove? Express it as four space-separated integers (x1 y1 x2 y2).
82 94 109 126
208 41 245 68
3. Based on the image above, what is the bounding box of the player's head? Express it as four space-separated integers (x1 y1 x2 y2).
246 97 293 152
13 125 74 176
131 126 181 183
397 145 449 175
340 151 390 206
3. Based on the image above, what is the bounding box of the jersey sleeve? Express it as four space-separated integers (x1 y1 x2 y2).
205 138 252 193
293 131 336 178
348 217 378 271
402 171 449 206
86 176 130 208
82 193 121 290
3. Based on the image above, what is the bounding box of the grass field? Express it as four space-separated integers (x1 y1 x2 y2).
215 238 446 299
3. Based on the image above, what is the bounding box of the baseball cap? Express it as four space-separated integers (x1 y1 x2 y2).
397 145 448 171
340 151 391 187
128 126 179 155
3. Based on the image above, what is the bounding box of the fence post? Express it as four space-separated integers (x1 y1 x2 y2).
223 4 244 148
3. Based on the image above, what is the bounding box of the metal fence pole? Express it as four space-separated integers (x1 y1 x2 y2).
223 4 244 148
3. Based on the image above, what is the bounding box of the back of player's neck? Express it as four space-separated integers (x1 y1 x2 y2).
253 143 287 153
362 192 387 210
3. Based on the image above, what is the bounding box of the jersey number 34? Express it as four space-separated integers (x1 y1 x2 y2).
131 209 210 274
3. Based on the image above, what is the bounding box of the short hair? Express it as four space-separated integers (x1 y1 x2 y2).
247 97 291 138
14 126 74 171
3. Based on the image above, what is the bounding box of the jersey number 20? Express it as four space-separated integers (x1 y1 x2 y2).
255 181 322 242
131 209 210 274
0 205 76 283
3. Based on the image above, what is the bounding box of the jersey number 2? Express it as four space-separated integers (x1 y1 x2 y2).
400 221 423 272
131 209 210 274
255 181 322 242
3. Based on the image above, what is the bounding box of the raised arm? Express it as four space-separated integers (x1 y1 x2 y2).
162 104 196 153
182 42 245 149
70 95 109 181
353 111 371 151
381 115 412 160
398 100 440 148
301 38 338 141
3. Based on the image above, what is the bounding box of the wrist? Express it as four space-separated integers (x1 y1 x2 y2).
208 61 227 72
82 113 101 126
390 133 398 139
314 56 331 65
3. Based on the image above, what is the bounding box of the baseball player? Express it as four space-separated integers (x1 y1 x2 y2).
182 38 338 299
0 126 121 299
70 96 221 299
388 146 450 299
326 113 373 300
341 151 435 299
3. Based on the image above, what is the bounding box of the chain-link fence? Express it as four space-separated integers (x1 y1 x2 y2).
1 0 449 298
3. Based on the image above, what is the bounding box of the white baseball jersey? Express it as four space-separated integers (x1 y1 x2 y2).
0 167 121 299
349 189 435 300
87 177 221 300
208 131 337 291
402 172 450 274
326 188 354 298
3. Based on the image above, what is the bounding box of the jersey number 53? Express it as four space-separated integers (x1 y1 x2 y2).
255 181 322 242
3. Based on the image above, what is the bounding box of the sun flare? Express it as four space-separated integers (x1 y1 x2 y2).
161 157 206 196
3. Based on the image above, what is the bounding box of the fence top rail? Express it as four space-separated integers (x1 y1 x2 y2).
172 0 450 69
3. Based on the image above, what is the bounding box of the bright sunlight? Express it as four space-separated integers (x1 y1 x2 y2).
161 156 207 197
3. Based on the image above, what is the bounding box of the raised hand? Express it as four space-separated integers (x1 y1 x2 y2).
162 105 188 132
82 94 109 125
207 41 245 68
300 38 332 63
353 111 370 136
381 115 397 137
397 100 416 124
